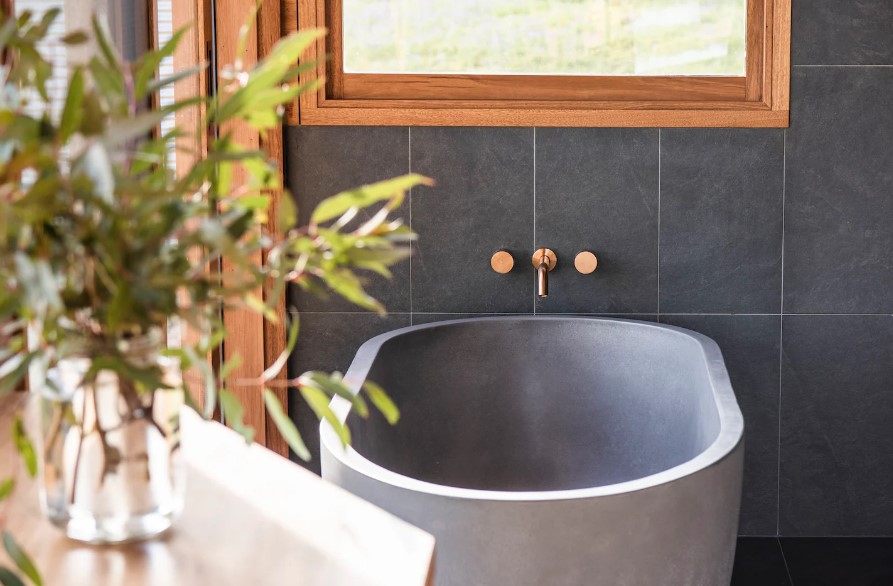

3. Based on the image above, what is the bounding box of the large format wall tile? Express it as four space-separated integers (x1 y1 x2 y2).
284 126 411 312
661 315 781 536
535 128 659 313
779 315 893 535
287 312 411 472
659 129 784 313
783 68 893 314
411 127 534 313
793 0 893 65
412 313 658 326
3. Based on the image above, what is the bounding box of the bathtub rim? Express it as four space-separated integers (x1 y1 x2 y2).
319 315 744 502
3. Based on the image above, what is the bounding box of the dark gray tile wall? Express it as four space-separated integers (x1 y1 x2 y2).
783 67 893 314
780 315 893 536
410 127 534 314
659 129 784 313
534 128 659 314
285 10 893 536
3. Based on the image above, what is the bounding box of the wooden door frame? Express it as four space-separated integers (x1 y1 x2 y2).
209 0 290 455
162 0 290 454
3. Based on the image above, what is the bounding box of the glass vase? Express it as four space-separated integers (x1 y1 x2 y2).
32 333 185 544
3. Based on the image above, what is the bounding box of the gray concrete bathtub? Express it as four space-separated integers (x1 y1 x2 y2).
321 316 744 586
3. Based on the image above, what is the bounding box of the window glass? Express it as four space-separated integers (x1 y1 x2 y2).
343 0 746 76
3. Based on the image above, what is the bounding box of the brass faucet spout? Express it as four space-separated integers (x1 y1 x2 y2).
531 248 557 298
537 262 549 297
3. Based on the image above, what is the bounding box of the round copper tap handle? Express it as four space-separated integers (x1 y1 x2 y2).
574 251 598 274
490 250 514 274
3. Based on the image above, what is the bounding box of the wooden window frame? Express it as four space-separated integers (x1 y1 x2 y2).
293 0 791 127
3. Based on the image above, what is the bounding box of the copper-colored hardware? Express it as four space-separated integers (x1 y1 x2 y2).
531 248 557 298
490 250 514 274
574 251 599 274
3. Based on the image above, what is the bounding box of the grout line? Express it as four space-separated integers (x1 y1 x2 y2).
533 127 537 315
793 64 893 67
776 537 795 585
287 311 415 316
287 310 892 317
408 126 413 326
773 535 893 538
658 313 779 316
777 129 786 537
657 128 662 319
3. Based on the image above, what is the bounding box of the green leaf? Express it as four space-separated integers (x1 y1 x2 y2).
298 371 368 418
218 388 255 444
0 478 13 501
2 532 41 586
244 293 277 321
218 354 243 382
319 268 383 314
12 417 36 478
243 108 279 130
102 111 166 146
88 56 125 104
363 380 400 425
299 385 350 447
0 354 32 395
277 192 297 233
311 174 433 225
261 318 298 382
0 567 26 586
58 67 85 140
263 389 310 461
135 27 191 97
211 29 324 124
60 31 88 45
183 346 216 419
91 15 119 67
143 64 206 97
235 194 271 211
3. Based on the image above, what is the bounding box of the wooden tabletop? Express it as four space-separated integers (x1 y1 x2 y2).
0 394 435 586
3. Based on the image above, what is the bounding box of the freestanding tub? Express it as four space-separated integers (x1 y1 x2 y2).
321 317 744 586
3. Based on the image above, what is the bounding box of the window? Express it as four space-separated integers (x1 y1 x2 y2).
294 0 790 127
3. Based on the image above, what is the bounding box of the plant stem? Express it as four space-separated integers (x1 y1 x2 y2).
67 391 89 505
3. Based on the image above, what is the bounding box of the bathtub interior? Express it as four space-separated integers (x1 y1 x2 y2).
347 318 722 492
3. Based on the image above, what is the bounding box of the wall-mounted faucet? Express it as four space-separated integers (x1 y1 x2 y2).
491 248 598 298
531 248 557 297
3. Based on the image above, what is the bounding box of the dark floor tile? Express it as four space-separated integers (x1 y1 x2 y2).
535 128 659 314
783 68 893 314
284 125 411 312
661 315 781 536
287 312 411 473
779 316 893 535
732 538 792 586
793 0 893 65
410 127 534 314
781 538 893 585
659 129 784 314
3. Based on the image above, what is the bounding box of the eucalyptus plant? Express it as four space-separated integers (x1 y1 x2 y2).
0 9 429 583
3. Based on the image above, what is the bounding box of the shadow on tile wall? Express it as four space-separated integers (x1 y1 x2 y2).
284 1 893 537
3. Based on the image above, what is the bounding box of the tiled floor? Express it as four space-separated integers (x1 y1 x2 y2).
732 538 893 586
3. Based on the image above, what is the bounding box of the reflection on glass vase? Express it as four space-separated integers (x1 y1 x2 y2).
33 333 184 544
